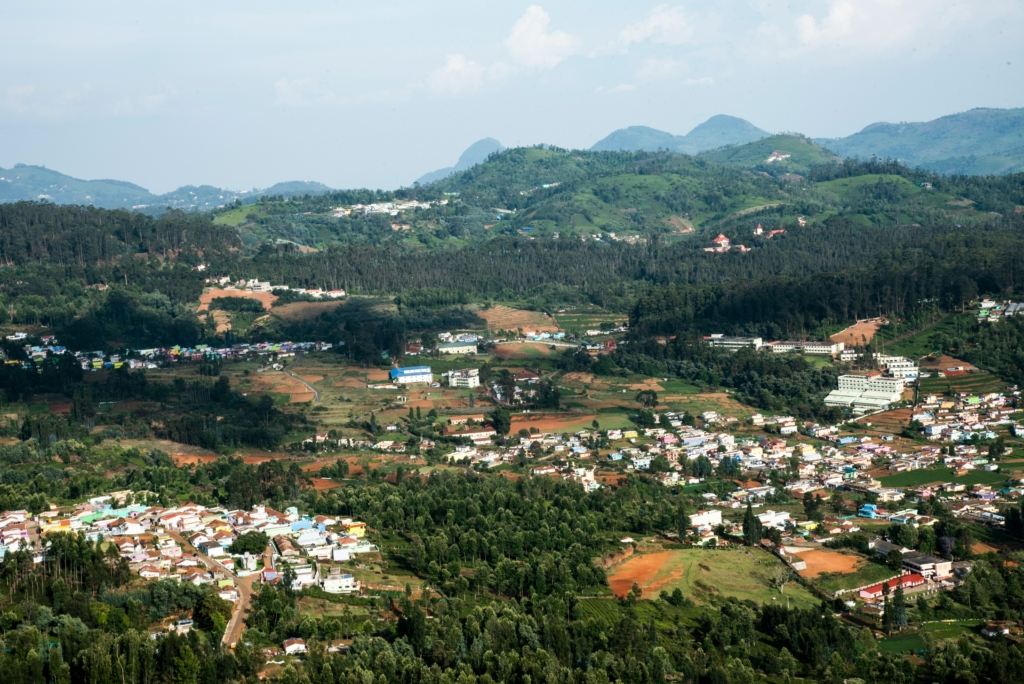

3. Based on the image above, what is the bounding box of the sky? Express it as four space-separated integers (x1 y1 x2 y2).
2 1 1022 193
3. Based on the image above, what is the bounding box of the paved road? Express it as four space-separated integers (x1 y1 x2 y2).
284 354 321 402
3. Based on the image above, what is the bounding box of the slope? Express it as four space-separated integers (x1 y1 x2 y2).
818 107 1024 175
699 134 839 176
415 138 506 185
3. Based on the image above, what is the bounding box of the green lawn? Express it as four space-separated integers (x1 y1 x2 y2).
610 548 819 609
812 560 895 594
879 467 1007 488
878 620 983 653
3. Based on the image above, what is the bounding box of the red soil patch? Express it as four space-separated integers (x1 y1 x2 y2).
366 370 391 382
608 551 683 598
171 453 219 466
920 354 978 371
299 375 323 383
792 549 861 578
311 478 344 490
830 318 887 347
196 288 277 313
628 379 664 391
972 542 999 555
49 401 71 414
477 305 560 333
510 414 596 433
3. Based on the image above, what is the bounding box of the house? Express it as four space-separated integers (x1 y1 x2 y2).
283 638 308 655
446 369 480 388
390 366 433 385
322 573 360 594
138 565 164 579
858 573 926 599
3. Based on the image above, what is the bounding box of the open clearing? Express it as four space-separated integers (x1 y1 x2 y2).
791 548 861 578
494 342 557 359
196 288 276 313
511 413 597 434
249 369 316 403
272 300 346 322
607 548 818 608
477 305 559 332
830 318 887 347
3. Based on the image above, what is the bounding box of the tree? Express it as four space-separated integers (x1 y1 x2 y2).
743 502 761 546
892 582 908 631
489 405 511 436
230 531 269 555
885 549 904 573
675 503 689 538
635 389 659 408
769 563 791 593
174 644 201 684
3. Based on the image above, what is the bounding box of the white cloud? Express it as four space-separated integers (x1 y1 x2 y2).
1 85 36 114
637 57 686 81
621 4 693 45
505 5 581 69
273 78 335 107
427 54 487 96
112 83 177 117
595 83 635 94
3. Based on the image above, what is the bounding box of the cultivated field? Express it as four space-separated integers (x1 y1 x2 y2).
830 318 887 347
196 287 277 312
511 413 599 434
477 305 560 332
554 312 627 331
607 548 818 608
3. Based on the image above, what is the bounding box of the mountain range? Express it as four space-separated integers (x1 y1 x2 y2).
0 164 334 213
2 107 1022 213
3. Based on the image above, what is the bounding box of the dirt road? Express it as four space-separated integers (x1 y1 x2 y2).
284 355 321 402
169 531 265 648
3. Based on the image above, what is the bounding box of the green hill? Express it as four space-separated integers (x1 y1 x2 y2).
591 115 769 154
0 164 335 213
698 134 840 176
818 107 1024 175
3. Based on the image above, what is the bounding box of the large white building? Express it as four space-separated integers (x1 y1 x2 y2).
445 368 480 388
390 366 433 385
826 374 905 411
703 334 763 351
438 341 478 354
689 509 722 527
765 340 844 355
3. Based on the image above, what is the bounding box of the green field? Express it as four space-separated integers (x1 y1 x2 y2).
878 620 983 653
917 372 1006 396
610 548 819 609
879 467 1007 488
812 559 896 594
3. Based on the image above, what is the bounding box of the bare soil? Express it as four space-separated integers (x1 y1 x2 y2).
477 305 560 332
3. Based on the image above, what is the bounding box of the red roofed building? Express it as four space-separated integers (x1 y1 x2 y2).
711 234 731 246
858 573 926 600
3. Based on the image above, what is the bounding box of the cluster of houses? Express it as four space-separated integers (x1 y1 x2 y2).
975 298 1024 323
18 495 375 598
915 389 1019 444
201 279 347 298
331 198 443 218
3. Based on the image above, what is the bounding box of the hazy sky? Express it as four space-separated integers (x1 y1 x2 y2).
2 1 1022 193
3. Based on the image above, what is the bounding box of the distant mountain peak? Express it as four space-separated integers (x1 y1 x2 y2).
415 138 506 186
590 115 769 155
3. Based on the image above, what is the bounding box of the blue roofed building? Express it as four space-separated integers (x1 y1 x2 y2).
390 366 433 385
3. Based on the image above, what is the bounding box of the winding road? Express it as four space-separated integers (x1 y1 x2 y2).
284 354 321 402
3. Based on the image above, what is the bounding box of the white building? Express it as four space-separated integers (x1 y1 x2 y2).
689 510 722 527
438 341 478 355
446 368 481 388
390 366 433 384
322 573 360 594
703 334 763 351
